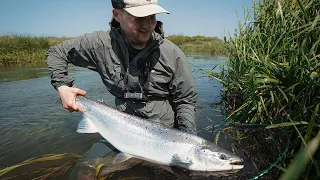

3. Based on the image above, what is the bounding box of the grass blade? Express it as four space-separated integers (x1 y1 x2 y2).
279 131 320 180
304 104 319 143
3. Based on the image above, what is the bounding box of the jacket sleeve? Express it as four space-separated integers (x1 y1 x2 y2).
170 48 198 135
46 32 101 89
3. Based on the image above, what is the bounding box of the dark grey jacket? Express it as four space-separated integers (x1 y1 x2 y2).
47 27 197 134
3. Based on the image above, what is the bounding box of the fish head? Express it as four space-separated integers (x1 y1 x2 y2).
188 144 243 171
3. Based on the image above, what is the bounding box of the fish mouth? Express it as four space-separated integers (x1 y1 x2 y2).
206 158 244 171
229 158 244 170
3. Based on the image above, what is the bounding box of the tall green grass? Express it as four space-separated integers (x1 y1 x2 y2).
0 35 68 66
167 35 227 55
213 0 319 179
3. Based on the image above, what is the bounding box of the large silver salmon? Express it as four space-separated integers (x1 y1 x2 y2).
76 96 243 171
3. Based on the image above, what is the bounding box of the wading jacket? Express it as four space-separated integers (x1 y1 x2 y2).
47 26 198 135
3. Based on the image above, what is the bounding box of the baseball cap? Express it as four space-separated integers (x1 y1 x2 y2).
111 0 169 17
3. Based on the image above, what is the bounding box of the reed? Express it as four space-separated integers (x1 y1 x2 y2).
209 0 320 179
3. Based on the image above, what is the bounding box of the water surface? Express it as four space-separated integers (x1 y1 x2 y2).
0 53 227 176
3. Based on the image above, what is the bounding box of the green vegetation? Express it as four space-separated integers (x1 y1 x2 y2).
0 153 81 179
207 0 319 179
0 34 225 66
0 35 68 66
167 35 227 55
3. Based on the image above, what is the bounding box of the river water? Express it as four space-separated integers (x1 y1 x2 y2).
0 53 227 178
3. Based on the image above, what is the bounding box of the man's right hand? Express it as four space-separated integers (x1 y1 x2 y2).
57 86 87 112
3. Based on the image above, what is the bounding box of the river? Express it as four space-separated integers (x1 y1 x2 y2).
0 53 228 178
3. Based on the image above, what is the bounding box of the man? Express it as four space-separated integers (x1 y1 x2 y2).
47 0 198 135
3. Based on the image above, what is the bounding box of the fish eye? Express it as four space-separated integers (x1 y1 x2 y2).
219 153 228 160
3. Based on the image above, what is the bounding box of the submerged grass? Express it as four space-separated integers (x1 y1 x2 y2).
206 0 320 179
0 153 81 179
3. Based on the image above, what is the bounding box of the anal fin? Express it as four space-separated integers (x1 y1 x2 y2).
112 153 134 164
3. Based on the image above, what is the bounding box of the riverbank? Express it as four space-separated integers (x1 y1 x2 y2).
0 35 70 66
167 35 226 55
0 34 225 66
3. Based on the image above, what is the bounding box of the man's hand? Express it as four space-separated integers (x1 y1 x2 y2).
57 86 86 112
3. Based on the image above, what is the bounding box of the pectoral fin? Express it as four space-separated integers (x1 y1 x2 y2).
171 154 192 166
112 153 134 164
77 114 98 133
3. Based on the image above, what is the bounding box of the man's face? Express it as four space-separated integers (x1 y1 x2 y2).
114 9 157 49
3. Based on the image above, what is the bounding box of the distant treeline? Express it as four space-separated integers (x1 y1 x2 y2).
0 34 225 66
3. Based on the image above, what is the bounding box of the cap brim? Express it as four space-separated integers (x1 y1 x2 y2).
124 4 169 17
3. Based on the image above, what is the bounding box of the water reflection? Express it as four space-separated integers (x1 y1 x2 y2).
0 63 81 83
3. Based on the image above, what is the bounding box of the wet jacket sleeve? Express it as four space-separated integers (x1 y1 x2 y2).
170 48 198 135
46 32 101 89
